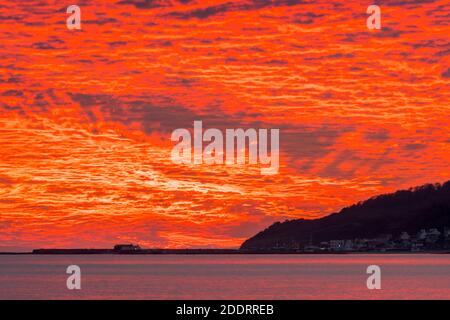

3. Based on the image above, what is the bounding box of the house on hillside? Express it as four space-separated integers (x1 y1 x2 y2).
330 240 345 251
425 228 441 243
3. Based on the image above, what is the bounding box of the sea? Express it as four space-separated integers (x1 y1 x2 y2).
1 254 449 299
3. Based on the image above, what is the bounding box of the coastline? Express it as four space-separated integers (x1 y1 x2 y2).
1 249 449 255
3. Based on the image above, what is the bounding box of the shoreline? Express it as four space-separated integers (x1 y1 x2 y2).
1 250 449 255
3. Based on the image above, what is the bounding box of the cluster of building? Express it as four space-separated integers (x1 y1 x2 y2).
303 228 450 252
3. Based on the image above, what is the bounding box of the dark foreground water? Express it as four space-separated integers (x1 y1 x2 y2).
1 254 449 299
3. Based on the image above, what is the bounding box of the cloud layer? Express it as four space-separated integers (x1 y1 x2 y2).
0 0 449 250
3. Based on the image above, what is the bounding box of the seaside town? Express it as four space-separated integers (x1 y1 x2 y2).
298 228 450 253
30 228 450 255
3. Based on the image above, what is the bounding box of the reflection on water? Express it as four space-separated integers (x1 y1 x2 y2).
1 254 449 299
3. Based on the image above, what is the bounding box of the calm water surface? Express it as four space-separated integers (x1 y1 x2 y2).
1 254 449 299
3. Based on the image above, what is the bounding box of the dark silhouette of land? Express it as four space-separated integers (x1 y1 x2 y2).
241 180 450 252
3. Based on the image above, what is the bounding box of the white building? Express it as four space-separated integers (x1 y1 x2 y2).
416 229 427 240
400 232 410 241
330 240 345 251
426 228 441 243
445 228 450 238
427 228 441 237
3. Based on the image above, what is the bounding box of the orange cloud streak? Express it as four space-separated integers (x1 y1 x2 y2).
0 0 449 250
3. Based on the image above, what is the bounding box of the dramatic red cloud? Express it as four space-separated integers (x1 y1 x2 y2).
0 0 449 251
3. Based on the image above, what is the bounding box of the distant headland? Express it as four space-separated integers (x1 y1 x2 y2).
241 180 450 253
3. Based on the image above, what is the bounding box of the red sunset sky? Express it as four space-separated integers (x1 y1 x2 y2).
0 0 449 251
